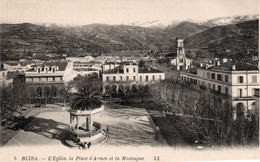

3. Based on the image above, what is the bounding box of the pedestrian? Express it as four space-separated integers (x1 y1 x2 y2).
155 131 159 140
87 142 91 149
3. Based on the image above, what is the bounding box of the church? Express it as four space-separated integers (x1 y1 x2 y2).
170 38 192 71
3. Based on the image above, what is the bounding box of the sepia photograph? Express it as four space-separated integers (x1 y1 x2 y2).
0 0 259 161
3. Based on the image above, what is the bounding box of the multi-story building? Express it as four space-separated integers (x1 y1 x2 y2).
102 62 165 94
13 61 74 98
180 61 259 115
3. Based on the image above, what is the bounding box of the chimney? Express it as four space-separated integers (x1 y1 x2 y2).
222 58 228 63
232 65 236 70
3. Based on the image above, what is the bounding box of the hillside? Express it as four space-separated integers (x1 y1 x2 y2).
0 23 172 60
184 20 259 59
0 19 259 60
165 21 209 39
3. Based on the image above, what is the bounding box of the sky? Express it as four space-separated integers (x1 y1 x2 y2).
0 0 259 25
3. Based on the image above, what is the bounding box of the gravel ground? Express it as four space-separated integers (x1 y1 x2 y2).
2 102 168 148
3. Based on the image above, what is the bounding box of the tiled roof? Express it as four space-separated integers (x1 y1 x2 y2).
31 61 69 71
211 61 258 71
4 61 20 66
103 67 124 74
139 67 164 73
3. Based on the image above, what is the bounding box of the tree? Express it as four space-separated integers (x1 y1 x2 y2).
136 84 149 103
138 59 145 68
70 75 102 131
58 81 74 107
0 86 23 121
119 85 131 103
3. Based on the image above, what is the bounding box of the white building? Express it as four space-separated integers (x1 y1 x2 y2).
171 38 192 70
13 61 75 98
180 61 259 116
102 62 165 94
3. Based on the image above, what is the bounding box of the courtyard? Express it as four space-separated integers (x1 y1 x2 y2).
1 102 168 149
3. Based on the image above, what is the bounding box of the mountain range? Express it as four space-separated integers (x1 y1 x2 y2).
0 15 258 60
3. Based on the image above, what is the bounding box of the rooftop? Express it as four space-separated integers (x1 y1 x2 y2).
31 61 69 71
139 67 164 73
210 61 258 71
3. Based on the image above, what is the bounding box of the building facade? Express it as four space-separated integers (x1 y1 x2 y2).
180 61 259 115
171 38 192 70
102 62 165 94
13 61 74 98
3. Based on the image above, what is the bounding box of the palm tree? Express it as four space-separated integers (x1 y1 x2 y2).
70 75 102 132
71 86 102 111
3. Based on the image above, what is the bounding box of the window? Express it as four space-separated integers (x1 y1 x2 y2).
126 68 129 73
238 76 243 83
213 84 215 91
113 76 116 81
218 85 221 93
133 68 136 73
38 68 40 73
181 76 183 80
238 89 242 97
139 76 142 81
208 83 210 88
207 72 210 79
145 75 149 81
120 76 122 81
159 75 161 80
126 76 129 81
133 76 136 81
211 73 215 80
53 77 55 81
106 76 109 81
42 67 44 71
179 59 183 63
252 76 257 83
152 75 155 80
217 74 222 81
225 87 228 95
225 75 228 82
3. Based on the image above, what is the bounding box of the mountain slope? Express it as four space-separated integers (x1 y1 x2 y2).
165 21 209 38
0 23 171 59
184 20 258 58
199 15 258 27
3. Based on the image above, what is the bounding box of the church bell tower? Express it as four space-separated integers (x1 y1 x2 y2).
176 38 186 71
